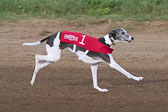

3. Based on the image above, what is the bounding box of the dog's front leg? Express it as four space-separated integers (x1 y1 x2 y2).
90 65 108 92
108 54 143 81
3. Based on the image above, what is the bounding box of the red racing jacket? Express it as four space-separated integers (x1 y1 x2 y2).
60 31 113 54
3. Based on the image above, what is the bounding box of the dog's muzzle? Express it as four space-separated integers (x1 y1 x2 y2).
131 36 134 41
127 36 134 43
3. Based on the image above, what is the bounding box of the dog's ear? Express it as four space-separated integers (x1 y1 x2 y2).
109 30 116 40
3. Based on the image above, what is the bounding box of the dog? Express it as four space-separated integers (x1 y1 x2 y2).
23 28 143 92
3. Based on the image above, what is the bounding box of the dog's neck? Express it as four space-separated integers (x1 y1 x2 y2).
99 34 115 48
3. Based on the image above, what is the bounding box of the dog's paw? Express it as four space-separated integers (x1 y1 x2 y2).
94 87 109 92
137 77 143 81
30 80 34 86
99 89 109 92
132 76 143 81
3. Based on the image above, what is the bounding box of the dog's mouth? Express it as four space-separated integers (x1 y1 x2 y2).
124 37 134 43
124 39 132 43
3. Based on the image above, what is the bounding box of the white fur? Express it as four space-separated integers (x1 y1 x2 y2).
78 50 89 60
104 34 112 45
23 41 41 46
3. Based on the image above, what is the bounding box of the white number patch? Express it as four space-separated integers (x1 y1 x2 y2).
79 35 86 45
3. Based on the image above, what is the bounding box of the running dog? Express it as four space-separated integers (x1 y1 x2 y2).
23 28 143 92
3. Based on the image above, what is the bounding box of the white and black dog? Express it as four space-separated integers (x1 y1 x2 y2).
23 28 143 92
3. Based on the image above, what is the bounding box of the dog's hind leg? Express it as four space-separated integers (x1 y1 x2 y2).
91 64 108 92
30 59 52 85
108 54 143 81
30 32 62 85
30 45 61 85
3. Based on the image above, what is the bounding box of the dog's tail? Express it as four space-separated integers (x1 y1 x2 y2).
22 36 50 46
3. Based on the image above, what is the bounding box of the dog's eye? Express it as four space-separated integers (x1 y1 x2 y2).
122 32 125 35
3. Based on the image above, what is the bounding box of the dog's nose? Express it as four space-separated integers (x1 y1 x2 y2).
131 37 134 40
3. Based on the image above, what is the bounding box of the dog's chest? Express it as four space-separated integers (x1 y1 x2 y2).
60 31 113 54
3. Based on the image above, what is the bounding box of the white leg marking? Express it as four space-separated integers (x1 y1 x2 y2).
91 65 108 92
108 54 143 81
30 58 52 85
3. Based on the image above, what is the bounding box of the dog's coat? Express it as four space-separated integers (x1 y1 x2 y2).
60 31 113 54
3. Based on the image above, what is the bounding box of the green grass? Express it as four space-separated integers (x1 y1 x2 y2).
0 0 168 21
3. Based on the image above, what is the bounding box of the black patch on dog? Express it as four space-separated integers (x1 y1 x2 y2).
40 36 50 43
46 33 58 47
98 37 111 47
109 30 116 40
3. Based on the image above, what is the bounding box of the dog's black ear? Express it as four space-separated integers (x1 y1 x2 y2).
109 30 116 40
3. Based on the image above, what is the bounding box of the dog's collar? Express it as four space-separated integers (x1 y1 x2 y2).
104 34 112 46
110 36 116 46
103 34 115 48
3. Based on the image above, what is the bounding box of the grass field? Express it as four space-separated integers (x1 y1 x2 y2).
0 0 168 21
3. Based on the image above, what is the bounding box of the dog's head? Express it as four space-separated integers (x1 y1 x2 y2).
108 28 134 44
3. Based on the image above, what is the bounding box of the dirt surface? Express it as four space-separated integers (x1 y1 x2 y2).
0 19 168 112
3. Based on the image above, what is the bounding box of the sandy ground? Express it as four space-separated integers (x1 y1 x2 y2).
0 19 168 112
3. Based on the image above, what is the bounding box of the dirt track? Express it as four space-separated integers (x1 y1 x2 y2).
0 19 168 112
